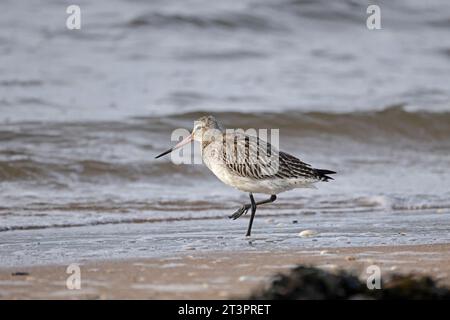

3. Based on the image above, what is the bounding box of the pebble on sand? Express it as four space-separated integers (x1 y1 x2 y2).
11 272 29 276
298 230 318 238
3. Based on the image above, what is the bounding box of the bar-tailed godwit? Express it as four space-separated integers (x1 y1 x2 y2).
156 115 335 236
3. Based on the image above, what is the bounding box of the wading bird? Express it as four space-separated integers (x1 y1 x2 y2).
155 116 335 236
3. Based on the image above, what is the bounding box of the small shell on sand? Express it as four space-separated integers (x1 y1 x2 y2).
298 230 318 238
239 275 262 282
317 264 338 272
320 250 329 255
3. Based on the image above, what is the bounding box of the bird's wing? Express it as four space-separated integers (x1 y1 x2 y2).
277 151 332 181
219 132 321 181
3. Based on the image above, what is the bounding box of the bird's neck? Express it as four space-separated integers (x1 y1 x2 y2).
201 139 213 150
200 131 224 151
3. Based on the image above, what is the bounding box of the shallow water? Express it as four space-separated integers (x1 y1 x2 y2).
0 0 450 267
1 206 449 268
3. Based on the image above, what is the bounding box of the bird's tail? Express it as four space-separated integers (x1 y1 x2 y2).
314 169 336 182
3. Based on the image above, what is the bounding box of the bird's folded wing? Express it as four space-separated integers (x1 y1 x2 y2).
221 133 319 181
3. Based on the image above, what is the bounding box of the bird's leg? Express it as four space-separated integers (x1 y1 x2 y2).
256 194 277 206
246 193 257 237
229 195 276 220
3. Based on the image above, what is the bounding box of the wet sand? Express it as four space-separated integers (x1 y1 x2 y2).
1 243 449 299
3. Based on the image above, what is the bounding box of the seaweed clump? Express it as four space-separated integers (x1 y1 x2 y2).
250 266 450 300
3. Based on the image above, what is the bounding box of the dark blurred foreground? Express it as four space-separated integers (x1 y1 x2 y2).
250 265 450 300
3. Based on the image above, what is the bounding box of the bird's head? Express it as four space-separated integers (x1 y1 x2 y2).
155 115 223 159
191 115 223 142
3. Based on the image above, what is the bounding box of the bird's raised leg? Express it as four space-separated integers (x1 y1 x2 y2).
229 195 276 220
246 193 257 237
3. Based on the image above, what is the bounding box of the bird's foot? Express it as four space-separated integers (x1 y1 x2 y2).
229 204 251 220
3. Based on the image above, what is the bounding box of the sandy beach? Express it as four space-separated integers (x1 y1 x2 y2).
1 243 449 299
